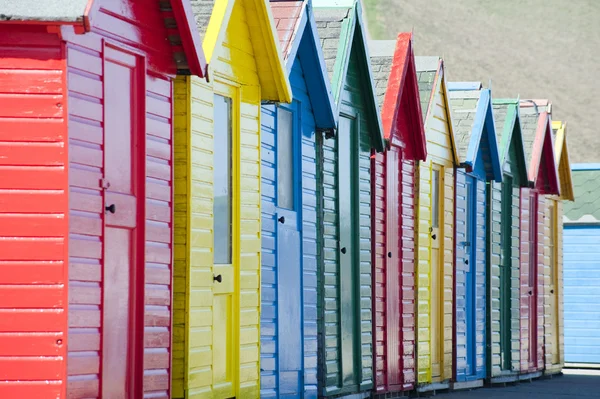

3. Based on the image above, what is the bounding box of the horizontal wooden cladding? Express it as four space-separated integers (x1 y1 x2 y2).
0 142 66 166
0 238 64 261
0 69 63 94
0 119 65 142
0 285 65 308
0 309 65 332
0 261 65 284
0 167 65 190
0 332 64 356
0 94 63 118
0 381 63 398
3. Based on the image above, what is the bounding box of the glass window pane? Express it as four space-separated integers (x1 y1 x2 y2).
214 94 232 264
277 108 294 210
432 169 440 228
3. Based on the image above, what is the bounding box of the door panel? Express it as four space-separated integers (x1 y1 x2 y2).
276 106 302 396
500 178 513 370
212 93 235 397
430 165 442 380
386 148 401 387
464 176 476 377
102 50 140 399
338 115 358 387
528 191 538 369
548 201 559 365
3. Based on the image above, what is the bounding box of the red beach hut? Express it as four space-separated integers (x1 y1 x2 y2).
0 1 205 397
369 34 428 394
518 100 560 379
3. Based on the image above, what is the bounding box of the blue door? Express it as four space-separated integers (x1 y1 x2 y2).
563 225 600 364
275 106 303 396
464 175 477 377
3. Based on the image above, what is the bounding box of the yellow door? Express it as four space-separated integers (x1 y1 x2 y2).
212 92 237 397
548 200 560 365
430 164 443 381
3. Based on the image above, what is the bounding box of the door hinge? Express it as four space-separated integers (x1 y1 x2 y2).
100 178 111 189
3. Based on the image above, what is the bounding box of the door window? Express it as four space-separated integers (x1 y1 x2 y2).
277 108 294 210
432 169 440 228
214 94 232 264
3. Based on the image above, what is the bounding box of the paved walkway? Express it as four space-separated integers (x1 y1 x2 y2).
429 369 600 398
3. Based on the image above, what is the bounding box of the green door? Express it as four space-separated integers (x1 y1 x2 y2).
338 115 359 388
500 176 513 370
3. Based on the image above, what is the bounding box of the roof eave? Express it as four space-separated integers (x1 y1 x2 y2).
171 0 207 78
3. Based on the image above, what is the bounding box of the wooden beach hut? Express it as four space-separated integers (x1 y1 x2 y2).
447 83 503 389
0 1 206 397
414 56 459 392
171 1 291 398
542 120 574 375
487 99 530 383
260 1 336 397
518 100 560 379
313 0 386 396
369 34 427 395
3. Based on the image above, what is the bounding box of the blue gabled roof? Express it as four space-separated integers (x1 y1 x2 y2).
447 83 503 182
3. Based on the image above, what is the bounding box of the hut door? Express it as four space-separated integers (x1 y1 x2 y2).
464 176 477 377
338 115 359 387
275 107 303 395
212 94 236 398
102 47 143 398
548 201 559 365
430 164 443 380
385 147 401 387
500 177 513 370
527 191 538 369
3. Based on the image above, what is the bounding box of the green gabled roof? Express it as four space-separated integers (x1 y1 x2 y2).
314 0 385 151
492 99 529 184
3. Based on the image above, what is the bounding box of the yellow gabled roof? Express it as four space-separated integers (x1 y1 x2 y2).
200 0 292 103
552 120 575 201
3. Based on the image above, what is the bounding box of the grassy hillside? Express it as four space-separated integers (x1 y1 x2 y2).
364 0 600 163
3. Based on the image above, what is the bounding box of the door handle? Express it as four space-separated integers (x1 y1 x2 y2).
278 216 285 224
341 247 347 254
388 252 392 258
431 234 437 240
528 290 533 296
213 274 222 283
465 259 469 265
550 289 554 294
105 204 116 214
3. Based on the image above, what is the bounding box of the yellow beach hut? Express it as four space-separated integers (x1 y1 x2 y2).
543 120 574 376
172 1 291 398
414 56 458 392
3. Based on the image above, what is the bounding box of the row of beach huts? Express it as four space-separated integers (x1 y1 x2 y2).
0 0 574 398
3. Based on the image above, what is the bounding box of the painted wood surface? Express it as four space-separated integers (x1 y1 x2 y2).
415 58 456 385
0 25 68 399
172 1 291 397
369 33 424 395
487 101 528 379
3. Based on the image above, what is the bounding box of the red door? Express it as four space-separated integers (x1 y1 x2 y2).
385 147 401 388
102 46 143 398
527 191 538 370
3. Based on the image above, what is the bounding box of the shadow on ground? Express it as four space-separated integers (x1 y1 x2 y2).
425 369 600 398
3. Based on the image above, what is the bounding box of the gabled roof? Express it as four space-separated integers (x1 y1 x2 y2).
269 0 336 131
0 0 207 77
564 164 600 224
492 99 529 185
447 82 502 182
519 100 560 195
369 33 427 161
552 120 575 201
194 0 292 102
415 56 459 163
313 0 385 151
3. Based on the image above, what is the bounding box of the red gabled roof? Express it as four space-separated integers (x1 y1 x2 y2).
531 111 560 195
169 0 207 77
381 32 427 160
269 0 304 61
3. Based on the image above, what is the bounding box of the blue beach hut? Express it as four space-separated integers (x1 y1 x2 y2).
260 1 337 398
447 82 502 388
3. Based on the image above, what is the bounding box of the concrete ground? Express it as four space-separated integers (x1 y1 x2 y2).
428 369 600 398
